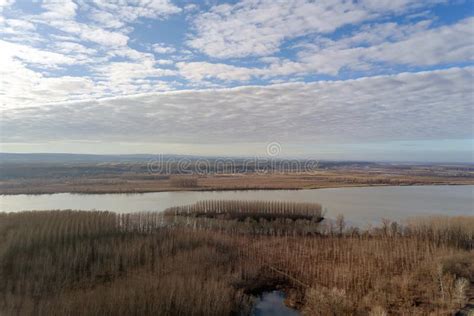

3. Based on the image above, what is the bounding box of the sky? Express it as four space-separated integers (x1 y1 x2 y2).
0 0 473 162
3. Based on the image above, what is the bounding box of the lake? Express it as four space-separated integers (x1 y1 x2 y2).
1 185 472 225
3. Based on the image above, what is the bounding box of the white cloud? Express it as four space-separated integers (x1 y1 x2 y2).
0 0 14 9
0 37 176 106
0 0 186 106
98 59 175 83
0 38 172 106
4 18 35 31
187 0 443 58
0 55 97 107
54 41 97 56
0 39 77 67
367 17 474 66
0 15 40 43
152 43 176 54
88 10 126 29
297 17 474 74
40 0 78 20
29 1 180 48
2 67 472 145
0 39 101 107
107 46 153 61
177 61 259 82
0 0 471 161
89 0 181 25
157 59 174 65
359 0 444 13
93 57 175 95
184 4 198 12
45 19 130 47
179 18 474 82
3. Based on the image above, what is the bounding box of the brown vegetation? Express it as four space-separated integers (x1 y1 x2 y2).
170 176 199 188
1 162 473 194
164 200 323 222
0 210 472 315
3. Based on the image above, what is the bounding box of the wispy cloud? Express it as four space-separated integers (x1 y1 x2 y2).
187 0 445 59
179 17 474 82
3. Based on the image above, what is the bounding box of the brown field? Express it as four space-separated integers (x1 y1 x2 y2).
1 164 473 194
0 209 472 315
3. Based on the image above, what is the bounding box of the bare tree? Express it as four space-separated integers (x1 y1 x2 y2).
336 214 345 236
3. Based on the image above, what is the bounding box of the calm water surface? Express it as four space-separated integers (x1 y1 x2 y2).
1 185 472 225
251 291 299 316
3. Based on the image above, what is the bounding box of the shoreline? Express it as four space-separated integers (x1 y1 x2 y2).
2 166 473 195
1 182 472 196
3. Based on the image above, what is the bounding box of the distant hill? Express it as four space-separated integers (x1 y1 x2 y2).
0 153 200 164
0 152 471 167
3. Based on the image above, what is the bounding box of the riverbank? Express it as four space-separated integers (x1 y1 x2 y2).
1 170 473 195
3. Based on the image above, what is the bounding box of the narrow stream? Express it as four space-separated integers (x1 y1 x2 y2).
251 291 300 316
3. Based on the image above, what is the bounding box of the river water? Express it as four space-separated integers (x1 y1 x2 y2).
1 185 472 225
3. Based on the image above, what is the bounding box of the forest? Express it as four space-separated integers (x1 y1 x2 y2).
0 204 472 315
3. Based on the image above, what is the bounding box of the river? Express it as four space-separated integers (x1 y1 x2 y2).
1 185 472 225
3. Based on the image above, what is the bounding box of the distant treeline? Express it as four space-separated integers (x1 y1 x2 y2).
0 159 387 179
164 200 323 222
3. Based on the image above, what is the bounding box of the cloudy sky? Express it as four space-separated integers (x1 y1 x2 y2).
0 0 473 161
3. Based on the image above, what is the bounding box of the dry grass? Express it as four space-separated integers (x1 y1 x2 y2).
1 168 473 194
0 211 472 315
170 176 199 188
406 216 474 249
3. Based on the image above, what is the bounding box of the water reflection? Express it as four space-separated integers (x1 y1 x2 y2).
1 185 472 225
251 291 299 316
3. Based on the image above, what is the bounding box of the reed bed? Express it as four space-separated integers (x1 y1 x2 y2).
406 215 474 249
164 200 323 222
0 210 472 315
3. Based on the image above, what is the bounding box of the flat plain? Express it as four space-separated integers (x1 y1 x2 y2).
1 159 473 194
